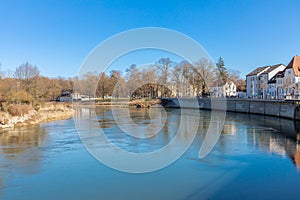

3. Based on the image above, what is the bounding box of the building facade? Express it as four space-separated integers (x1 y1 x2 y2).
259 64 286 99
282 56 300 98
246 55 300 99
210 81 237 97
246 64 286 98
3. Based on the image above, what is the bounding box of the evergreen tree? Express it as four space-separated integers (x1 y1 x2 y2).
216 57 228 83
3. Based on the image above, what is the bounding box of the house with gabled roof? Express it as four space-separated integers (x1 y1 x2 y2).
268 71 285 99
283 55 300 98
210 80 237 97
246 66 269 98
246 64 286 98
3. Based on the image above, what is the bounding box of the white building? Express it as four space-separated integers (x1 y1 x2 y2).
268 71 285 99
246 66 268 98
282 55 300 98
59 92 87 102
210 81 237 97
246 64 286 98
224 81 237 97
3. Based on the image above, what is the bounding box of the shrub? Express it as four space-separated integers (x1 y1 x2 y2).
34 104 41 112
7 104 31 116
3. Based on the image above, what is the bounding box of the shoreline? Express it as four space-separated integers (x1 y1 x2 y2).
0 103 74 130
0 100 159 130
74 99 161 108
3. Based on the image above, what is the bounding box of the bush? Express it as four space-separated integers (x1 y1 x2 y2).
34 104 41 112
7 104 31 116
0 102 9 112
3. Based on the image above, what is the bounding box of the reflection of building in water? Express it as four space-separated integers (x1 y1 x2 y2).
247 118 300 168
269 137 286 157
286 140 300 169
248 130 288 157
293 144 300 168
222 123 237 135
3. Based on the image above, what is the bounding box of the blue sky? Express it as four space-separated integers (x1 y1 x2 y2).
0 0 299 78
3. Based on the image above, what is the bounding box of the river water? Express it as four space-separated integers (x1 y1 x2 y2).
1 107 300 200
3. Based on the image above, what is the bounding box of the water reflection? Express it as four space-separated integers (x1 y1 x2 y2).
128 108 151 126
77 106 300 169
75 106 300 171
0 126 47 195
1 107 300 199
224 113 300 169
0 126 46 155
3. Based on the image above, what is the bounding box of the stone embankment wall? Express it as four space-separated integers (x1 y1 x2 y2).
161 98 300 120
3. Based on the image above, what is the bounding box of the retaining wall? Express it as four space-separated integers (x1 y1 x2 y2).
162 98 300 120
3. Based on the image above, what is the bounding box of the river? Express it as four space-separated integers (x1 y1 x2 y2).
1 107 300 200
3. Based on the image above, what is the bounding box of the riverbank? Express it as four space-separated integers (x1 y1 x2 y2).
0 103 74 129
161 98 300 120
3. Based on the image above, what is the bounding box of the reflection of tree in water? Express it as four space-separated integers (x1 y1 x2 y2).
0 126 46 155
95 107 111 115
0 125 47 191
96 107 153 129
95 107 113 128
128 108 151 126
75 107 114 129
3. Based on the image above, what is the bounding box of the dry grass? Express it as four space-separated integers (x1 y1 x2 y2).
7 104 31 116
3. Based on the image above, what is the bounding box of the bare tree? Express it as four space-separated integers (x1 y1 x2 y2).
96 72 111 99
193 59 216 95
142 67 157 98
14 62 39 80
109 70 123 99
156 58 172 97
126 64 142 98
12 63 40 103
80 72 98 99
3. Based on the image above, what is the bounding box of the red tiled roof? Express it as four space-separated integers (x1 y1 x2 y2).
286 55 300 76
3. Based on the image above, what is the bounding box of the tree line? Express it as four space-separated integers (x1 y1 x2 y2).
0 62 73 104
75 57 246 99
0 57 246 105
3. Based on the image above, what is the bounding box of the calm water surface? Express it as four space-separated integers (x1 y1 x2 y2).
1 107 300 200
